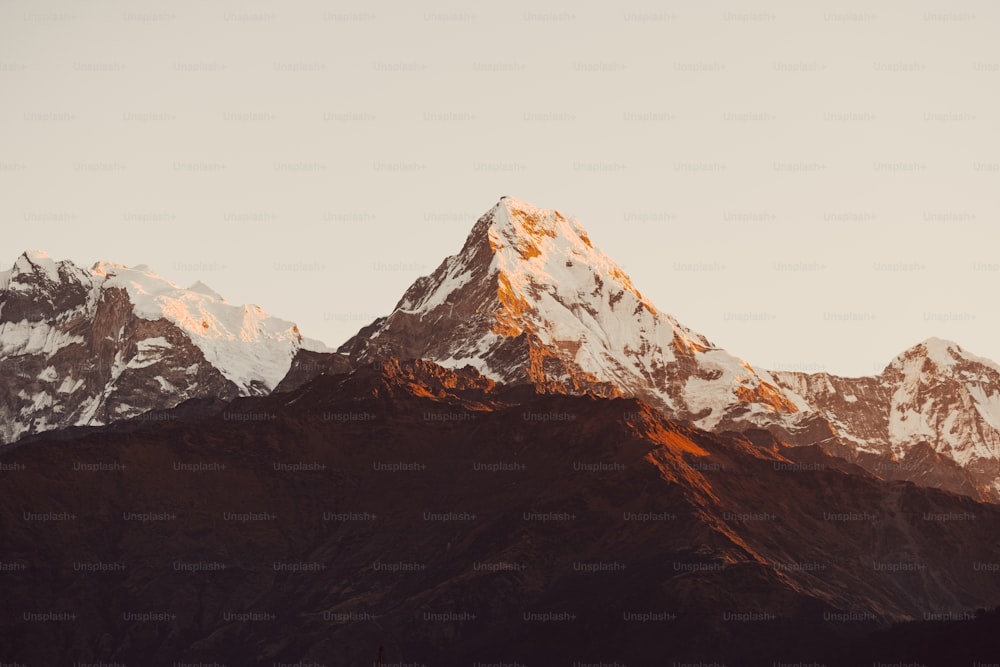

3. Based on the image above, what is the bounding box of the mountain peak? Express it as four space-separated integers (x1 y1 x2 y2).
485 196 594 259
341 198 796 430
920 337 962 363
475 197 654 315
2 250 321 404
891 337 1000 376
11 249 61 283
893 337 970 370
2 251 97 298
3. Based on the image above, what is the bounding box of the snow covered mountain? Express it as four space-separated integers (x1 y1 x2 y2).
0 250 327 443
339 196 802 431
773 338 1000 498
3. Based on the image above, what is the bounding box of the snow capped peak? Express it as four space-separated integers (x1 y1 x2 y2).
488 196 593 256
1 249 336 443
346 197 794 429
890 337 1000 375
11 249 61 283
478 197 662 319
4 251 325 394
865 336 1000 475
88 262 304 391
918 337 963 366
3 251 97 297
491 196 585 241
889 337 962 371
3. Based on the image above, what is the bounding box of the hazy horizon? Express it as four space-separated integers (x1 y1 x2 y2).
2 0 997 376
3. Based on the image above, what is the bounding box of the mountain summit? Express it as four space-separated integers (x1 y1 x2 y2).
340 196 799 429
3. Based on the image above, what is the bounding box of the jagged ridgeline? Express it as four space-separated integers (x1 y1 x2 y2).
4 198 1000 500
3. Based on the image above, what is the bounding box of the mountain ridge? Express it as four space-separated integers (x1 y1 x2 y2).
4 197 1000 503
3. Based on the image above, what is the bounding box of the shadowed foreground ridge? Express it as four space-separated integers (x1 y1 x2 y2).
1 360 999 666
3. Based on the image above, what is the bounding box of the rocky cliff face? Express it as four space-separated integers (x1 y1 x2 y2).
272 348 354 394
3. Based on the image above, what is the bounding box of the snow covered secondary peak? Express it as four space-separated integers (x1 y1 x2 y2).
96 262 312 391
1 250 336 443
884 338 1000 464
16 249 58 270
890 337 1000 375
2 251 319 393
6 250 86 290
347 197 798 429
771 336 1000 497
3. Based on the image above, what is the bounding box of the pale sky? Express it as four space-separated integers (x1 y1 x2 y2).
2 0 997 376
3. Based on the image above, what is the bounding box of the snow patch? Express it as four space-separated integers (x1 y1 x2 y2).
968 384 1000 434
153 375 177 393
137 337 172 351
402 268 474 313
27 391 53 411
300 337 332 353
0 321 85 358
74 394 103 426
127 356 159 370
57 376 84 394
129 336 173 369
